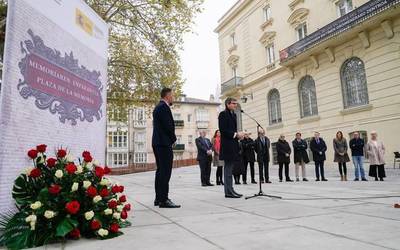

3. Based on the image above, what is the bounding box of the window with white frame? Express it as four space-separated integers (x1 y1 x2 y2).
268 89 282 125
336 0 353 17
266 43 275 65
188 135 193 145
340 57 369 109
230 33 236 47
107 153 128 167
107 131 128 148
299 75 318 118
264 5 271 21
173 113 182 120
296 23 307 41
134 131 146 152
134 152 147 163
196 109 209 122
187 114 192 122
176 135 182 144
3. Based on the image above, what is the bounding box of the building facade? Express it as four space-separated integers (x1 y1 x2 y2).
215 0 400 164
106 95 220 169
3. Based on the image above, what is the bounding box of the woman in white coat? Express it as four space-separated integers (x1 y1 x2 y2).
367 131 386 181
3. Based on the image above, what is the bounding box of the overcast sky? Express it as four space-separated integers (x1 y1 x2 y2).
179 0 237 101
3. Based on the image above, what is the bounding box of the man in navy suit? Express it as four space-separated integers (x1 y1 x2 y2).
195 130 214 187
218 97 245 198
152 88 180 208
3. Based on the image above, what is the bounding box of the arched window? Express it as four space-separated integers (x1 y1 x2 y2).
299 75 318 118
268 89 282 125
341 57 369 109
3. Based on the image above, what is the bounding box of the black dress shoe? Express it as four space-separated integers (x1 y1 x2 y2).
225 194 241 198
322 178 328 181
266 180 272 183
233 192 243 197
354 178 359 181
279 179 283 182
303 178 308 182
201 183 207 187
206 183 214 186
251 180 257 184
286 179 294 182
154 200 159 206
159 199 181 208
315 178 320 181
361 178 368 181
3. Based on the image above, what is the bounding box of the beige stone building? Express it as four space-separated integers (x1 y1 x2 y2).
215 0 400 165
106 95 220 170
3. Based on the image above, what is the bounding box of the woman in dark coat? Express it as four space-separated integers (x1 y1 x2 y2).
333 131 350 181
233 140 245 184
241 134 256 184
292 132 310 182
276 134 293 182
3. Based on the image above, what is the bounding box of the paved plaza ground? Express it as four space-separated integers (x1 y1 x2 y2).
38 164 400 250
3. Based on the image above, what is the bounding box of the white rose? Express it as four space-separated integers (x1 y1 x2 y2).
44 210 56 219
30 201 42 210
75 165 83 174
104 208 112 215
93 195 102 203
116 205 123 212
83 180 91 189
98 228 109 237
93 160 100 166
25 214 37 222
100 178 110 186
30 221 36 231
66 154 75 163
84 211 95 220
55 170 63 179
85 162 93 169
71 182 79 192
113 212 121 220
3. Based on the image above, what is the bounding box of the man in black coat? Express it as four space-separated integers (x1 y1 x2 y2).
255 128 271 183
152 88 180 208
241 134 256 184
195 130 214 186
218 97 245 198
292 132 309 182
349 132 367 181
276 134 293 182
310 132 328 181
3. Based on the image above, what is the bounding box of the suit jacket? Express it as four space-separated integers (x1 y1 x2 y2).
255 136 270 163
292 139 310 164
241 138 256 162
276 139 291 163
218 109 240 162
196 137 212 161
152 101 177 147
310 137 327 162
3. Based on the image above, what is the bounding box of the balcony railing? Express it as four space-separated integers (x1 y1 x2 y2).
279 0 400 63
221 76 243 94
196 121 209 129
174 120 184 128
133 120 146 128
173 144 185 151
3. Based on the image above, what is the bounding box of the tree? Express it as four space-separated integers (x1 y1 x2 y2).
0 0 203 117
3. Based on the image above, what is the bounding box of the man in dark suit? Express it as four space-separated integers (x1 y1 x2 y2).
218 97 245 198
310 131 328 181
195 130 214 186
255 128 271 183
152 88 180 208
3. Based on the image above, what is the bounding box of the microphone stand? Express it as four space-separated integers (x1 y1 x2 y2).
240 110 282 200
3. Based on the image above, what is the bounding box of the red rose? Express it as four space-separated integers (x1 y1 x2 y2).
83 155 92 162
104 166 111 174
109 223 119 233
86 186 97 198
119 186 125 193
36 144 47 153
27 149 38 159
48 184 61 195
108 200 118 209
68 228 80 238
90 220 101 230
57 149 67 158
47 158 57 168
123 203 131 212
99 188 109 197
119 195 127 203
121 210 128 219
82 151 91 158
29 168 41 178
111 185 120 194
65 163 77 174
65 200 80 214
95 167 104 178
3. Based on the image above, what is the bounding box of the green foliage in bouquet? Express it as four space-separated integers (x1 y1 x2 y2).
0 145 132 249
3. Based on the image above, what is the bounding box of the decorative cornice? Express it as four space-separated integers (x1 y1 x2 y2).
259 31 276 46
228 44 238 53
289 0 305 10
287 8 309 26
260 18 274 31
227 54 240 67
